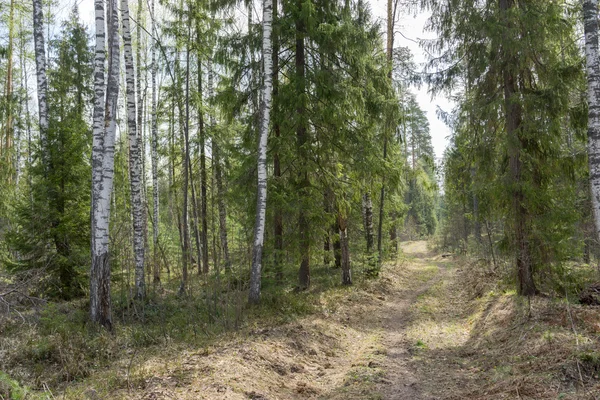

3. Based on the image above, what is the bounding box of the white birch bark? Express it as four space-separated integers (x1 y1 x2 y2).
32 0 49 170
91 0 120 329
248 0 273 303
584 0 600 247
150 0 160 283
122 0 146 299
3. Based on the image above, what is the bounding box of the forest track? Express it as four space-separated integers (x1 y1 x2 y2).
77 240 599 399
374 240 451 400
105 240 451 400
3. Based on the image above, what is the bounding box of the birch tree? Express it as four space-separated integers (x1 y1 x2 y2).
91 0 120 329
121 0 146 299
584 0 600 253
150 0 160 284
248 0 273 303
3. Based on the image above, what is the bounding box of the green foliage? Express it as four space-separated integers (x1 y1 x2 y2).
432 0 589 286
4 9 92 299
0 371 33 400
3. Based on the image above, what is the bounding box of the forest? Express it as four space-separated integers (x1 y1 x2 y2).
0 0 600 398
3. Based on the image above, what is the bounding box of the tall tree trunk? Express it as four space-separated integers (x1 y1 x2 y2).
20 16 33 199
471 167 482 243
333 222 341 269
296 0 310 290
4 0 15 178
500 0 536 296
272 0 283 279
32 0 49 171
337 195 351 285
339 215 351 285
122 0 146 300
150 0 160 284
190 164 203 274
208 56 230 269
91 0 120 329
248 0 274 303
584 0 600 275
136 0 149 270
377 0 394 259
179 24 192 292
363 192 374 252
197 29 210 275
324 190 332 265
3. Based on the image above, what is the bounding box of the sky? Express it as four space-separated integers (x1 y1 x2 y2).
70 0 453 160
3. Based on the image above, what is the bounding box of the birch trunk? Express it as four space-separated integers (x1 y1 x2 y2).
136 0 149 264
32 0 49 171
584 0 600 264
150 0 160 284
248 0 274 303
91 0 120 329
122 0 146 299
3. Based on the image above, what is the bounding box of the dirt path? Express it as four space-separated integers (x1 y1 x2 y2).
98 240 452 400
93 240 599 399
374 241 449 400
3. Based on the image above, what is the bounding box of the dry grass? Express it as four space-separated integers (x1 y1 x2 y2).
404 256 600 400
3 242 600 399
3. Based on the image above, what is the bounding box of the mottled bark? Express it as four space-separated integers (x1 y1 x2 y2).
584 0 600 269
248 0 274 303
122 0 146 299
91 0 120 329
150 0 160 284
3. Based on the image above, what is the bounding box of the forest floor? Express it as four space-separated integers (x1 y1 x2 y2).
7 241 600 399
55 240 597 399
